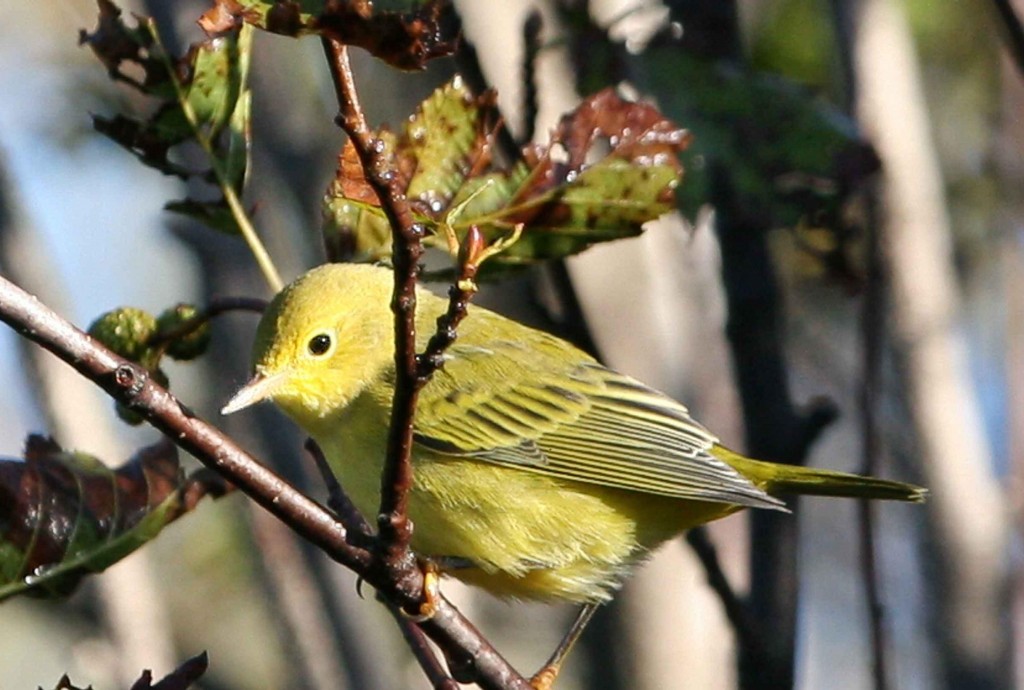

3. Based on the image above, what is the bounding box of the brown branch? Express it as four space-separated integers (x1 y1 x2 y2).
712 163 838 690
322 37 423 573
0 273 371 568
309 438 465 688
306 438 374 549
417 226 484 379
388 604 461 690
684 527 766 661
827 0 892 682
319 39 532 689
0 273 530 690
859 135 892 690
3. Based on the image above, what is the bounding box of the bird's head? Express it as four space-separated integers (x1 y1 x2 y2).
221 263 394 427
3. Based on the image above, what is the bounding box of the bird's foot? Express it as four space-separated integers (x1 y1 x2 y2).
401 558 441 622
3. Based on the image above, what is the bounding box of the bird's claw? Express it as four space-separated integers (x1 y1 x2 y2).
400 558 441 622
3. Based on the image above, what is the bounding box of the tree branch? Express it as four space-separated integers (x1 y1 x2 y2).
417 226 484 379
0 273 530 690
825 3 892 684
321 37 423 574
684 527 766 661
389 604 461 690
712 164 838 690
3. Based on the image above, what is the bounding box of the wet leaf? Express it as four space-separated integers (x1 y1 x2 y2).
561 13 879 284
0 437 227 602
81 0 253 234
199 0 456 70
323 78 691 272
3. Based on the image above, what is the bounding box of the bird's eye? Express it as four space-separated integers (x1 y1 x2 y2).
307 333 332 357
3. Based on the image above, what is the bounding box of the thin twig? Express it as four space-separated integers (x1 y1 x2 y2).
685 528 766 660
0 273 530 690
859 193 890 689
322 37 423 572
148 296 267 349
147 29 283 293
306 439 374 549
388 603 461 690
320 45 514 688
417 226 484 379
828 1 891 684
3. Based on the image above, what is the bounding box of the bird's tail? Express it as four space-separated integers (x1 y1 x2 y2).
716 446 927 503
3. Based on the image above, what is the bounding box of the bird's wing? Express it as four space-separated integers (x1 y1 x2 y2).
414 338 782 510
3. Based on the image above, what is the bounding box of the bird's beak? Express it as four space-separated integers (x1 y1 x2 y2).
221 370 288 415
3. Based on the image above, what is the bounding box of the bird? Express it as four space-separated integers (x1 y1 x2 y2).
222 262 924 686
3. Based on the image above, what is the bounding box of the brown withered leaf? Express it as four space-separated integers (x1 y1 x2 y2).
534 88 691 183
198 0 262 35
0 436 229 602
337 139 381 206
78 0 167 89
199 0 456 70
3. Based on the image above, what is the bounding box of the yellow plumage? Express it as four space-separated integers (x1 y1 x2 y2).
223 263 924 603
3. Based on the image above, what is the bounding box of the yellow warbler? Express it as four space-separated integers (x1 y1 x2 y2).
223 263 924 603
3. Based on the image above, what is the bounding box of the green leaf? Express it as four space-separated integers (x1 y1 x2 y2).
81 1 254 234
321 196 395 264
322 79 690 272
184 21 252 138
404 78 488 208
0 437 222 602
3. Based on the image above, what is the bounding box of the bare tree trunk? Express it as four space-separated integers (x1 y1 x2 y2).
854 1 1011 686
